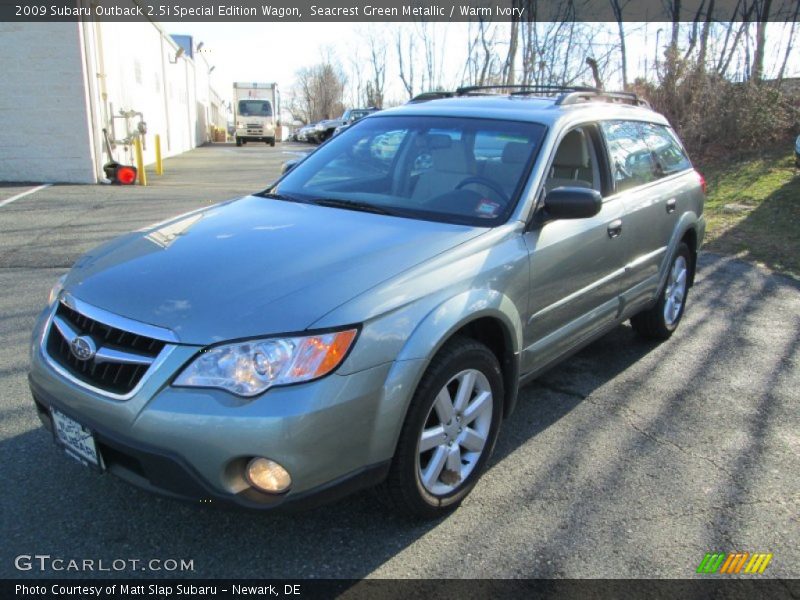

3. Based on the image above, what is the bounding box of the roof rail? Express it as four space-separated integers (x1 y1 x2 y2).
456 84 598 96
406 85 651 108
557 90 650 108
407 91 455 104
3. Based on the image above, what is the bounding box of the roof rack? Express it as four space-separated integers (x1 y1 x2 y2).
407 84 650 108
557 89 650 108
456 84 599 96
407 91 455 104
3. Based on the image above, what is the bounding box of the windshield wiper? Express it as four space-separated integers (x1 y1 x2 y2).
258 191 313 204
310 198 397 216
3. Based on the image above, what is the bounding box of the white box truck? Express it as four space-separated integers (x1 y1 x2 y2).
233 82 280 147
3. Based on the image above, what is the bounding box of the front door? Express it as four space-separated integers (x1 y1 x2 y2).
521 125 629 375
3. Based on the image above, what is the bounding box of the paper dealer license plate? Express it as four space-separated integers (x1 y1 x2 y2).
51 407 103 470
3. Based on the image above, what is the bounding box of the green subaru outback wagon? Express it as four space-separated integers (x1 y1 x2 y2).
30 86 705 518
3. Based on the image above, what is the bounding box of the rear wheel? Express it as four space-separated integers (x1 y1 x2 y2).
631 242 691 340
380 337 503 519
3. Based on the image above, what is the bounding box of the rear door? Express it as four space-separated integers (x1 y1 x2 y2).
599 120 695 310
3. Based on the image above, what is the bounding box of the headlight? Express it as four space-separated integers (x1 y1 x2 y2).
173 329 358 397
48 274 67 305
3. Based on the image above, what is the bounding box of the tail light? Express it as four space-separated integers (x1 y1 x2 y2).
697 171 707 195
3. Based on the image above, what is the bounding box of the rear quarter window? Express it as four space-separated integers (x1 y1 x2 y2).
600 120 692 193
640 123 692 176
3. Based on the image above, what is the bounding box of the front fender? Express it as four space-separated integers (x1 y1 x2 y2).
395 289 522 362
366 290 523 462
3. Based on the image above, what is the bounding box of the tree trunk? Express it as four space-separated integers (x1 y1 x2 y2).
751 0 773 82
776 3 800 82
503 3 520 86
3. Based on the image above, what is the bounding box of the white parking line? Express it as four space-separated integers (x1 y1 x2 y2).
0 184 52 208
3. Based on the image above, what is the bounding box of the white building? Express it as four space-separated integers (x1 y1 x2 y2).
0 20 226 184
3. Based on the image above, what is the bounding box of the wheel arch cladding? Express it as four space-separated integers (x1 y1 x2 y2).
395 289 522 420
680 227 698 287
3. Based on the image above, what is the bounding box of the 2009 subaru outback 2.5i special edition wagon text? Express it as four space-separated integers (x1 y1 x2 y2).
30 85 705 518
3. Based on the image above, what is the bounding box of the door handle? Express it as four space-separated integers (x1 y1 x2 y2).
607 219 623 238
666 198 677 214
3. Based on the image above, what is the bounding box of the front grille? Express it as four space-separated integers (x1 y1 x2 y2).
46 302 166 396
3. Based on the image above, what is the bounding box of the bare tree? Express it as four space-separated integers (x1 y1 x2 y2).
366 32 386 107
503 1 521 85
751 0 773 81
293 59 347 123
609 0 632 88
697 0 715 72
396 28 417 99
776 3 800 82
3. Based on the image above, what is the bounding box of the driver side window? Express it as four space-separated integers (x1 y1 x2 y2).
545 126 601 194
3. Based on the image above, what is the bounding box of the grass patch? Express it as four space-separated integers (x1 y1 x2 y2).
699 147 800 277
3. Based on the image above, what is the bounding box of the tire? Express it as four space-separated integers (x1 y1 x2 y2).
269 138 276 147
380 337 504 519
235 137 242 147
631 242 692 340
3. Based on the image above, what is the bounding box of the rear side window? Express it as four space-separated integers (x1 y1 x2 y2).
600 121 656 192
600 120 692 193
640 123 692 176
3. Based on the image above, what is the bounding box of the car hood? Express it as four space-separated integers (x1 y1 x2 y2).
64 195 486 344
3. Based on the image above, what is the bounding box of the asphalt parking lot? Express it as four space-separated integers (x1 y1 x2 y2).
1 142 797 579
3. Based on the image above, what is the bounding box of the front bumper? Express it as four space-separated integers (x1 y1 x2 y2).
235 127 275 141
27 307 413 510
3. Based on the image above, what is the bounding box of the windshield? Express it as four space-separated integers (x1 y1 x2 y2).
271 115 545 226
349 110 371 121
238 100 272 117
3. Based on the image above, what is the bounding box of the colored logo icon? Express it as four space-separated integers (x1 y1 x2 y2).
697 552 773 574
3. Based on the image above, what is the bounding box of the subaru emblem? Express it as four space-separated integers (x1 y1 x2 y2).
70 336 96 362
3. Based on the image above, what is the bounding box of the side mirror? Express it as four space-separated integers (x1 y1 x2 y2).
543 187 602 219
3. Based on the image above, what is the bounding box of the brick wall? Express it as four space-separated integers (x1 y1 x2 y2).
0 22 96 183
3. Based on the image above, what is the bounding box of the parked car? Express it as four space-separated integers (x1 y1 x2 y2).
295 122 317 143
333 108 380 138
30 86 705 518
311 108 379 143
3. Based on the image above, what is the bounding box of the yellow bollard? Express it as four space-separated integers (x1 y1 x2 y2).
155 134 163 175
134 137 147 186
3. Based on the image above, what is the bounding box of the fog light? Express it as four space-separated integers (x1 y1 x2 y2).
245 457 291 493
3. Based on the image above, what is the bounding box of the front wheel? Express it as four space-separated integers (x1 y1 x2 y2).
269 137 276 147
235 137 242 147
631 242 692 340
380 337 504 519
